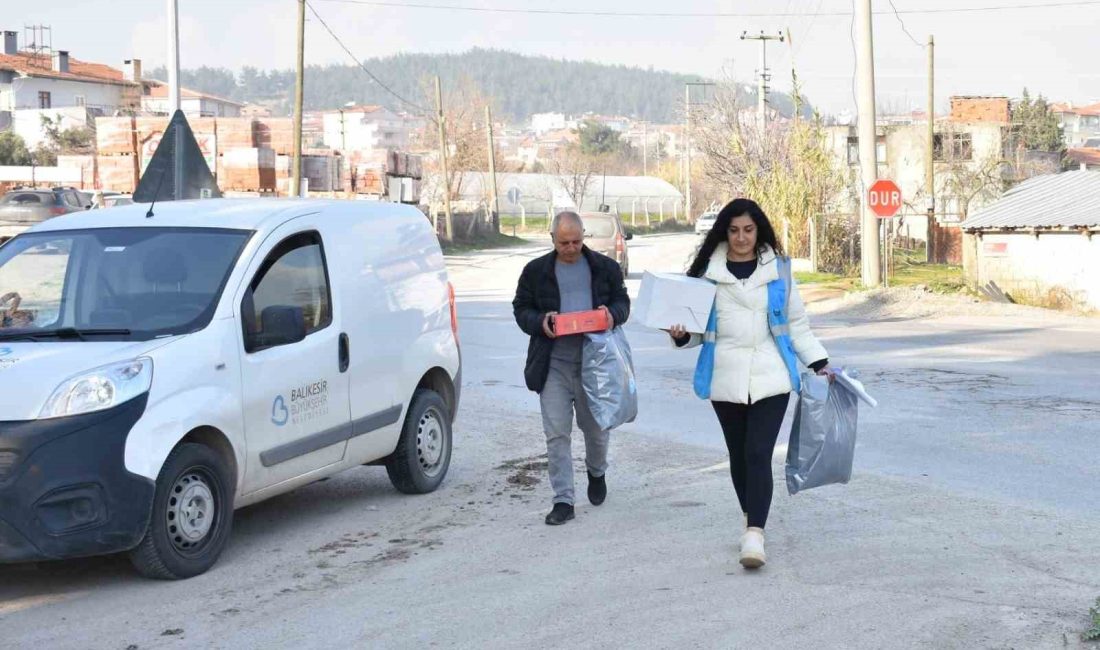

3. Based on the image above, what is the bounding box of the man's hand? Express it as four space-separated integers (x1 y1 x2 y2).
598 305 614 331
542 311 558 339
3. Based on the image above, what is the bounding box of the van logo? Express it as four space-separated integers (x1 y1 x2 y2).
271 395 289 426
0 347 11 357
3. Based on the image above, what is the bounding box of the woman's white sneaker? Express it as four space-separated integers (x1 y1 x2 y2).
739 527 766 569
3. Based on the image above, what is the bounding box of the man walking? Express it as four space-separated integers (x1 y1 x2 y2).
512 211 630 525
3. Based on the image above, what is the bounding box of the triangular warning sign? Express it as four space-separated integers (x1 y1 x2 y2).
134 110 221 202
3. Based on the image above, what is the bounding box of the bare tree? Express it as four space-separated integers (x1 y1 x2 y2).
695 79 845 257
414 75 492 202
545 145 598 209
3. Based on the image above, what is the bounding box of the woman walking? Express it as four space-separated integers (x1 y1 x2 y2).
668 198 832 569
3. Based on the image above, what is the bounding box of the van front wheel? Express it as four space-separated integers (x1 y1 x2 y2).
385 389 452 494
129 443 234 579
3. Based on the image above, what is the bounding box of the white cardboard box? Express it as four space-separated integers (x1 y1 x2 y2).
634 272 716 334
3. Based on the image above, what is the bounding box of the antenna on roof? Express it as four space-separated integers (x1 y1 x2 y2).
145 166 168 218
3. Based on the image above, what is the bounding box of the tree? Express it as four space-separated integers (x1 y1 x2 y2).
414 75 493 204
0 132 32 166
578 120 628 157
938 154 1007 220
32 115 95 166
695 80 845 261
545 145 598 209
1011 88 1064 152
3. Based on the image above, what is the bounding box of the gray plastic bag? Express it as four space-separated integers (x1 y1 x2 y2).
785 372 859 495
581 327 638 431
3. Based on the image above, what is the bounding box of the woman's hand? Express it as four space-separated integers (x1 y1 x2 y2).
665 324 688 341
816 365 837 383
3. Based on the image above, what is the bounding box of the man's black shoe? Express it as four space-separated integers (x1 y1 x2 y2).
587 471 607 506
544 503 575 525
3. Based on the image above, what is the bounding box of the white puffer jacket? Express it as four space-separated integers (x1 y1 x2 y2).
678 244 827 404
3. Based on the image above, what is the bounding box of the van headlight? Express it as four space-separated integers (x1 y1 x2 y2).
39 358 153 419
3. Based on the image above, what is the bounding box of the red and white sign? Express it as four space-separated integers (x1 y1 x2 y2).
868 179 902 218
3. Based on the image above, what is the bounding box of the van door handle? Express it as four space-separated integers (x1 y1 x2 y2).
338 333 350 373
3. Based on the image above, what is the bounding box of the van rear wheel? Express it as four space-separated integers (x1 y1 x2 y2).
385 389 452 494
129 443 234 580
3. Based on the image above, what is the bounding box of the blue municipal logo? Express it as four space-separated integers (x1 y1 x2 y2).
271 395 289 426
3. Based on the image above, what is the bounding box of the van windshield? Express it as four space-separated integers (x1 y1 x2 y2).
0 227 251 342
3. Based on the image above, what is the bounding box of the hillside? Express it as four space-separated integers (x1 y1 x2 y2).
150 48 809 123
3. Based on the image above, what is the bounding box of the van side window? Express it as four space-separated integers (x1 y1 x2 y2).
242 231 332 352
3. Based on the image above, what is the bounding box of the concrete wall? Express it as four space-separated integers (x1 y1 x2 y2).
969 231 1100 309
11 107 89 149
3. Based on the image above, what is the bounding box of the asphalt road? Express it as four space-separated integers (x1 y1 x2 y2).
2 232 1098 649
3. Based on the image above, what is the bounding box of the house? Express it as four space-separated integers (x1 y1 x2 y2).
0 30 141 127
321 105 409 152
531 112 566 135
960 170 1100 311
1051 101 1100 148
824 118 1008 263
142 79 243 118
1066 147 1100 171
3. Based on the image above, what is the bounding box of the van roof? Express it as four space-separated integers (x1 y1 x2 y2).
27 198 423 234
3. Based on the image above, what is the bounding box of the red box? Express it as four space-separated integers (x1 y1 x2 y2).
553 309 609 336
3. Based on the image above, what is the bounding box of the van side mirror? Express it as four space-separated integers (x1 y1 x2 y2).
248 305 307 351
624 231 634 241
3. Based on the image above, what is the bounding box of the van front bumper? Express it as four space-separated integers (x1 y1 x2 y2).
0 395 154 563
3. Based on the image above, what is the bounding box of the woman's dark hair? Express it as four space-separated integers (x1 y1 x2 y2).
686 198 784 278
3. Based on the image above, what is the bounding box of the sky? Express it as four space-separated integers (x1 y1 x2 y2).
10 0 1100 117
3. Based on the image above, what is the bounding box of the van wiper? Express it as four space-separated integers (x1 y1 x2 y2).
0 327 132 341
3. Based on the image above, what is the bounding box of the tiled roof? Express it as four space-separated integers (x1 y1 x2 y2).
0 52 136 86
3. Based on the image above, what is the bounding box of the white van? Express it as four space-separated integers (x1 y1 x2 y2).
0 199 460 579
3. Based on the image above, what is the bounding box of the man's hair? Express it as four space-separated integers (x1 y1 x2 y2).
551 211 584 239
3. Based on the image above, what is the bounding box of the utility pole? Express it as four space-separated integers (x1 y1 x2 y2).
485 105 500 232
291 0 305 198
642 121 648 177
855 0 881 287
167 0 183 200
684 85 691 221
925 34 935 263
435 76 453 241
166 0 180 112
740 31 784 133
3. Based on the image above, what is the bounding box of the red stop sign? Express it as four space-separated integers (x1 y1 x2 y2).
868 179 902 218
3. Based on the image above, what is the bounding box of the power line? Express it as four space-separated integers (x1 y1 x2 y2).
314 0 1100 17
304 0 429 114
887 0 926 48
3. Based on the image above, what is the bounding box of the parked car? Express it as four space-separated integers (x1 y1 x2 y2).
0 199 461 579
103 195 134 208
695 210 719 235
578 211 632 277
0 187 92 242
92 191 135 209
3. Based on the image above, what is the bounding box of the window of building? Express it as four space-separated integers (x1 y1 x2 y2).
74 95 86 107
846 136 887 165
933 133 973 162
38 91 51 109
